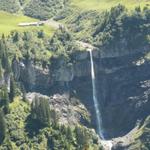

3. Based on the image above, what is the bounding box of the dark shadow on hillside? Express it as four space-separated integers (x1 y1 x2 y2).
25 114 44 138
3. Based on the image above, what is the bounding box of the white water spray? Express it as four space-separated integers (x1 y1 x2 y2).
89 49 104 139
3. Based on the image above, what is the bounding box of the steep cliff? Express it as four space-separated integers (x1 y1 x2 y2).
11 42 150 142
0 4 149 149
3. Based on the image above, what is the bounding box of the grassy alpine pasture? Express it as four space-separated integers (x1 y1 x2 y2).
71 0 150 11
0 11 55 36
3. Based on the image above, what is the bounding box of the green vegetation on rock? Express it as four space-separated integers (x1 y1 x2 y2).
0 97 102 150
24 0 68 20
60 5 150 51
0 110 6 144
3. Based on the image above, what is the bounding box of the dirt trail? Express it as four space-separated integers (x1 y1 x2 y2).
44 19 64 29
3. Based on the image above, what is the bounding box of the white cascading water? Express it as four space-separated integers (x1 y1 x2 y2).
89 49 113 150
89 49 104 139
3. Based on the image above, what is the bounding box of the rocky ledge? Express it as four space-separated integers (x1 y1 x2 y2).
26 92 90 126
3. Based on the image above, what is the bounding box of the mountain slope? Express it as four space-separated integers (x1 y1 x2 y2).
24 0 68 19
0 0 68 19
71 0 150 11
0 0 20 13
0 0 150 150
0 0 149 19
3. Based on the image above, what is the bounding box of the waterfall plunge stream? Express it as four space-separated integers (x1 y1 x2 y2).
89 49 104 139
89 49 113 150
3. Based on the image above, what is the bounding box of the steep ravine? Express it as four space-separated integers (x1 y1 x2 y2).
12 45 150 149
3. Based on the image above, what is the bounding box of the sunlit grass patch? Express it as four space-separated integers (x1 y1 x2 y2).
71 0 150 11
0 11 55 36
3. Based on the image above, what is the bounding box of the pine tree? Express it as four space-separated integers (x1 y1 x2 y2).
3 87 10 114
9 76 16 102
66 126 73 142
38 98 51 126
38 30 45 38
60 124 67 134
2 52 11 73
75 126 90 150
0 61 3 79
4 137 13 150
50 109 58 126
31 97 51 127
12 32 19 42
31 95 39 119
0 39 5 59
0 38 11 73
21 85 27 102
0 109 6 144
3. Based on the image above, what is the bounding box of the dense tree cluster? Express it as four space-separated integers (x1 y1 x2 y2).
3 31 52 67
93 5 150 50
0 29 80 71
0 35 11 74
31 96 51 127
49 27 78 58
24 0 68 20
0 98 102 149
0 0 69 19
61 5 150 51
0 0 20 13
0 110 6 144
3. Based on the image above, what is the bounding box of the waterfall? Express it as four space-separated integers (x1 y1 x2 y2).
89 49 113 150
89 49 104 139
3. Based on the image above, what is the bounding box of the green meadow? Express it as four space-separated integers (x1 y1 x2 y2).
0 0 149 36
0 11 55 36
71 0 150 11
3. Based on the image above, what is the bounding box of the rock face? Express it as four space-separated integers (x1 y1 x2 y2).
26 92 90 126
13 46 150 140
70 47 150 139
0 71 10 91
12 59 52 93
70 48 150 138
53 65 73 81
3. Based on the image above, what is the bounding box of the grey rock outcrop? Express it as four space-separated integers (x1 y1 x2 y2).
26 92 90 125
0 72 10 91
12 59 51 92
